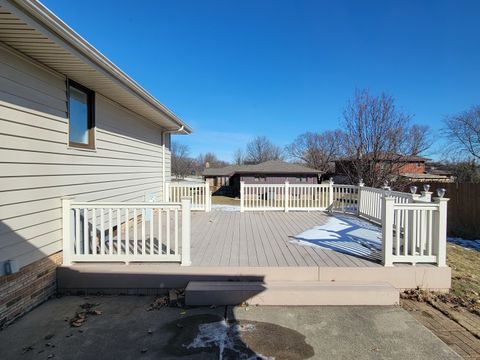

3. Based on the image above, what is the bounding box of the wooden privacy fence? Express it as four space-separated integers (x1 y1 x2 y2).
166 182 211 212
61 197 191 266
408 182 480 239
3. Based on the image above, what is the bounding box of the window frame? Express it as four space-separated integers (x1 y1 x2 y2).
67 79 96 149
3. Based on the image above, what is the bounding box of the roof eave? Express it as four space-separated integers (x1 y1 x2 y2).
8 0 192 133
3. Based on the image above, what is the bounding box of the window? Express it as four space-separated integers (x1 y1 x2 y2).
68 80 95 148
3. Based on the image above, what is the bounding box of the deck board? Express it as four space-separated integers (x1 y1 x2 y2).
190 211 382 267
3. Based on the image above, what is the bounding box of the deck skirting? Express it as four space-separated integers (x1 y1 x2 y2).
57 263 451 294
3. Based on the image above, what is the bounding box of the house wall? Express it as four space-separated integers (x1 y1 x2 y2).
335 160 425 176
0 43 171 275
399 162 425 174
223 174 319 196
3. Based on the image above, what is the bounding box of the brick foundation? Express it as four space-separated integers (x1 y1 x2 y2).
0 252 62 328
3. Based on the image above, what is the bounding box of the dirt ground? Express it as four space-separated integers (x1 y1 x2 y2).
401 243 480 359
211 195 240 206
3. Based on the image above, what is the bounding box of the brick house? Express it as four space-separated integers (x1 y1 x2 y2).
335 153 429 178
203 160 322 196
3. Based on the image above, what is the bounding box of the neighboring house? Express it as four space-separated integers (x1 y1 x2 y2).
0 0 191 324
203 160 322 196
400 172 455 183
335 153 429 177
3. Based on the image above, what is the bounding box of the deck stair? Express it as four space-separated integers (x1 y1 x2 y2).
185 281 399 306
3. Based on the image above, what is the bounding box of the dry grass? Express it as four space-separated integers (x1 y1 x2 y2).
211 196 240 206
447 243 480 307
402 243 480 317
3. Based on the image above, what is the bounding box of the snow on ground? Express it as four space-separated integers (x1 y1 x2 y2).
186 320 272 360
211 204 241 212
290 214 383 262
448 237 480 251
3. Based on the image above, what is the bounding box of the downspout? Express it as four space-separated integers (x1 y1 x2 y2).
162 126 186 201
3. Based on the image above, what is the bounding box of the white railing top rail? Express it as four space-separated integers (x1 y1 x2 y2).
359 186 384 193
289 183 330 188
243 183 286 187
168 182 207 186
70 202 182 209
332 184 357 188
392 203 439 210
390 190 414 200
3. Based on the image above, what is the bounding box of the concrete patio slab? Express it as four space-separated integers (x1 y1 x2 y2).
0 296 460 359
232 306 461 360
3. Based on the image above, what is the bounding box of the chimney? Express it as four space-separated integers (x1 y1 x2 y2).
205 161 210 168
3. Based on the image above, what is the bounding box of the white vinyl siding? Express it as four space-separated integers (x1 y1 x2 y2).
0 45 171 270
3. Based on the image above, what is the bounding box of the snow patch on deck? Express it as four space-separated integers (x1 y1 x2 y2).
291 214 382 261
211 204 241 212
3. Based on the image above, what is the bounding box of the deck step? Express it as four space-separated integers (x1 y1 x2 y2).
185 281 399 306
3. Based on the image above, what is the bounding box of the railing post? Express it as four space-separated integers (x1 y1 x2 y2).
240 181 245 212
381 196 395 267
181 197 192 266
61 196 74 266
328 178 334 212
204 182 211 212
357 179 364 216
284 181 289 212
419 191 432 203
433 197 449 267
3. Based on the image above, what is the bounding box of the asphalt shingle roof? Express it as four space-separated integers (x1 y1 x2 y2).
202 160 322 177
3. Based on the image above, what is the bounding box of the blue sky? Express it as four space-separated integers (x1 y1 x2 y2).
43 0 480 161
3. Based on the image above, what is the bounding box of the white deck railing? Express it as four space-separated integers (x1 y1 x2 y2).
331 184 358 212
166 182 211 212
239 180 448 266
61 197 191 266
382 198 448 266
240 182 332 211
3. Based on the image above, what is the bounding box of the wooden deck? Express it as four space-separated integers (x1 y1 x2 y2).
190 211 382 267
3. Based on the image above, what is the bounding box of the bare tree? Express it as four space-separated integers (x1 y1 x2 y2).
286 130 342 173
171 141 193 179
338 89 431 187
233 148 244 165
245 136 283 164
443 105 480 160
197 152 228 169
407 124 433 156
